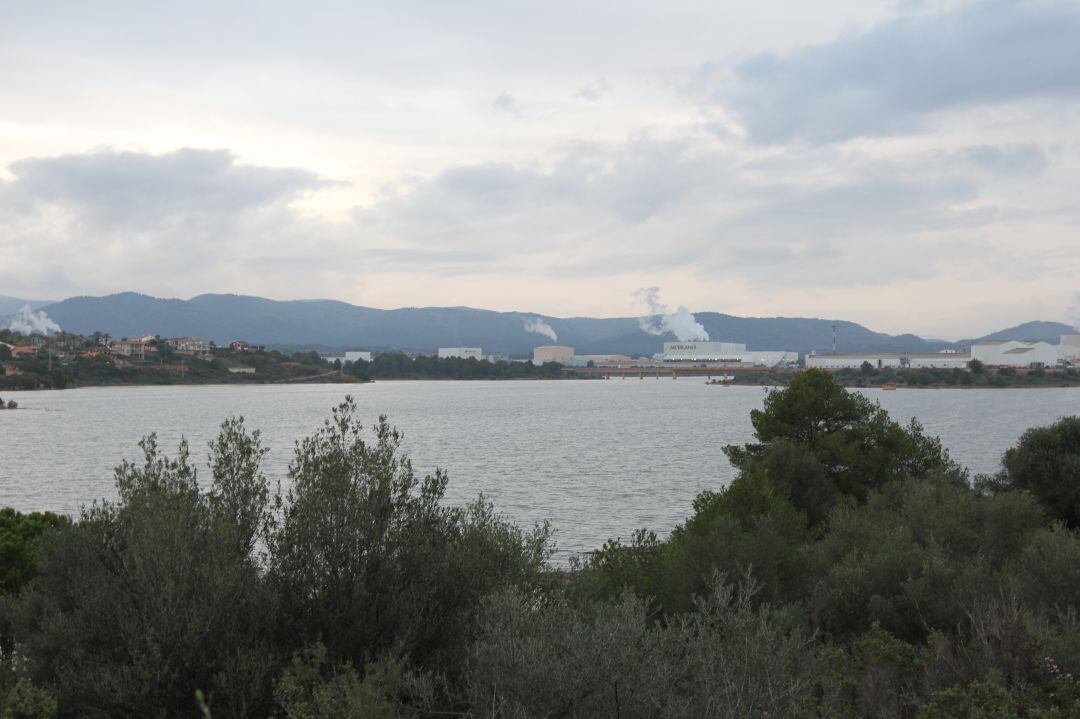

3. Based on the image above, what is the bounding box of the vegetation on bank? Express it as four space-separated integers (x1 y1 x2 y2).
1 370 1080 717
733 361 1080 389
341 353 565 380
0 330 364 390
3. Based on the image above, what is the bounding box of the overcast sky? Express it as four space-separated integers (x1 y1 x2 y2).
2 0 1078 338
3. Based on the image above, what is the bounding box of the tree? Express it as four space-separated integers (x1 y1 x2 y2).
723 369 963 522
990 416 1080 527
268 398 551 675
0 509 69 597
11 421 277 717
969 359 984 374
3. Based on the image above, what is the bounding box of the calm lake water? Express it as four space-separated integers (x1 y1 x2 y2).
2 381 1078 555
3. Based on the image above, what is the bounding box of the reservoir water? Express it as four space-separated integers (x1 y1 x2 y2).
2 381 1078 555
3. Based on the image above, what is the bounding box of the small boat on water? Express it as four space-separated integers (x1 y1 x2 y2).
882 382 897 391
706 375 735 386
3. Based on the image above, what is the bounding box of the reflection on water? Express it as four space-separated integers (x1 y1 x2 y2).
2 381 1078 554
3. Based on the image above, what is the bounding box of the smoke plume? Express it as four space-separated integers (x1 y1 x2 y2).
1069 293 1080 332
634 287 710 342
523 317 558 342
7 305 62 336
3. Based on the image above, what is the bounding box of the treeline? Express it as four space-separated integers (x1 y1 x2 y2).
1 371 1079 717
343 352 565 380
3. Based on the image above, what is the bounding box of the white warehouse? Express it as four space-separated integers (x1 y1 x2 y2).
662 341 797 367
971 340 1059 368
438 347 482 360
807 352 971 370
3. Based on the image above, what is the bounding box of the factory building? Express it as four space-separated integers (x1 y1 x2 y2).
533 345 575 363
564 354 635 367
662 342 746 361
807 351 971 370
971 340 1059 368
321 350 373 364
438 347 482 360
661 342 797 367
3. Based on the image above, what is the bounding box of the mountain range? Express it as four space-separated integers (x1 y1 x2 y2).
5 292 1076 357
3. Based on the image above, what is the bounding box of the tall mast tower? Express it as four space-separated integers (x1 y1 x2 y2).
831 323 838 355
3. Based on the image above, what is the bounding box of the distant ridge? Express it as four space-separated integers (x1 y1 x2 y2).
0 296 55 315
34 292 1061 357
961 320 1076 346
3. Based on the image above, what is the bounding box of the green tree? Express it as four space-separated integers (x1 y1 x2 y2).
0 509 68 597
723 369 963 521
989 417 1080 527
268 398 551 676
11 420 277 718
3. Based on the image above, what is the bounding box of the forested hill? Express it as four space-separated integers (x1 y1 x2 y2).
35 292 1056 356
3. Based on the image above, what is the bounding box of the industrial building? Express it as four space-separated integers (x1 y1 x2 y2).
971 340 1059 368
321 350 373 364
437 347 482 360
661 342 797 367
564 354 635 367
807 351 971 370
533 345 575 363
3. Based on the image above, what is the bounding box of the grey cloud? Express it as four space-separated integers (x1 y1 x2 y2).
711 0 1080 144
3 148 334 228
352 132 1013 289
357 137 731 232
0 148 349 299
961 143 1052 176
575 80 612 101
492 91 518 115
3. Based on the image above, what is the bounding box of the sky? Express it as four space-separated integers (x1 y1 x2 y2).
1 0 1078 339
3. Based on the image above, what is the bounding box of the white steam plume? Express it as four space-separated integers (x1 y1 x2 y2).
1068 293 1080 332
7 305 61 336
634 286 710 342
524 317 558 342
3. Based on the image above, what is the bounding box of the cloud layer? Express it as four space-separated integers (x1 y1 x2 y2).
2 0 1079 338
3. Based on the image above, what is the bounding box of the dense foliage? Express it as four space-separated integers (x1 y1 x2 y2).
343 353 564 380
735 364 1080 389
2 371 1080 718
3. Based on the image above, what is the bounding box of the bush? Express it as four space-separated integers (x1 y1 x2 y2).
467 573 815 718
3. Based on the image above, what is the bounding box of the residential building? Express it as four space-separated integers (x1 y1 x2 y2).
168 337 211 354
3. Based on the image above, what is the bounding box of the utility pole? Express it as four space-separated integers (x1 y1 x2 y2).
831 323 838 355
